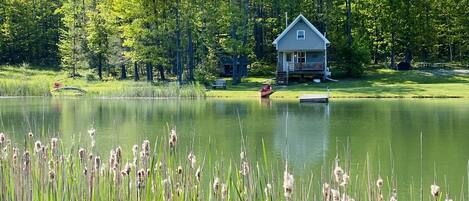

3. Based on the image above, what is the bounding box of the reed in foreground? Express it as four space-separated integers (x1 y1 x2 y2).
0 131 460 201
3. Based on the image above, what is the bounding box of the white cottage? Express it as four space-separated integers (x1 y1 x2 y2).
273 14 331 84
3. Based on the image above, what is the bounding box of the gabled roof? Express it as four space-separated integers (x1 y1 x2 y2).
272 14 330 46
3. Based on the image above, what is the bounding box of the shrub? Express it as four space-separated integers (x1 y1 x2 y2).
334 39 370 77
248 61 275 76
195 50 219 85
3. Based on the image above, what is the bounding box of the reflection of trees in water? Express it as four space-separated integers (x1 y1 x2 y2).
273 103 330 170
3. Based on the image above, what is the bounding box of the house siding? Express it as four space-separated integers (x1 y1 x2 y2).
276 20 325 51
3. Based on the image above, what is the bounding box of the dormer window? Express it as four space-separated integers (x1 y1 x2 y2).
297 30 305 40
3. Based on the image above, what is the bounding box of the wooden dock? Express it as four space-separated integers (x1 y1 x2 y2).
299 94 329 103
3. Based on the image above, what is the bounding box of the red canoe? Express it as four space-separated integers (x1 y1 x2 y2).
260 84 274 98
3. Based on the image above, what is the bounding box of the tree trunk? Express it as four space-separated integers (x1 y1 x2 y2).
120 64 126 80
146 63 153 82
134 62 139 81
176 0 182 85
187 17 194 81
346 0 352 47
98 54 103 80
157 64 165 81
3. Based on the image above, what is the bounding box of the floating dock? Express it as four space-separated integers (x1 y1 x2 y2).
299 94 329 103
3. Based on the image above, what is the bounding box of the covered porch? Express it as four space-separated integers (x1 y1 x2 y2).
276 50 329 84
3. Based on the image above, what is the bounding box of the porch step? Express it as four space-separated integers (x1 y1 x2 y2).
276 72 287 85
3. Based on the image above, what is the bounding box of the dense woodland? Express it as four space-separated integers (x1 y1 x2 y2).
0 0 468 83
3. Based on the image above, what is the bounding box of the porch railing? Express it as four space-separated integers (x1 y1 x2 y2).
287 62 324 71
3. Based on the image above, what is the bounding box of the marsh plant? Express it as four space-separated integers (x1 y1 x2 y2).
0 130 462 201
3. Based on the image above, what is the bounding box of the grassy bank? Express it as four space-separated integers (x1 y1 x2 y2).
0 65 205 98
1 65 469 98
207 68 469 99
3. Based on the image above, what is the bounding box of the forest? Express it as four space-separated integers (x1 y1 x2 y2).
0 0 468 84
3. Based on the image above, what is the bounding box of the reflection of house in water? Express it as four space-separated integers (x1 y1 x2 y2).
273 103 330 168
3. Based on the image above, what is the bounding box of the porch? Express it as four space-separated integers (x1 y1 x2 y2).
276 51 329 84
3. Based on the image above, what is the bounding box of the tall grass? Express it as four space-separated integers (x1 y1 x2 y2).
0 130 463 201
0 79 51 96
87 82 206 98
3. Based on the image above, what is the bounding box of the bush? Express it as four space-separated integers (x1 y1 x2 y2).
335 39 370 77
195 50 219 85
248 61 275 76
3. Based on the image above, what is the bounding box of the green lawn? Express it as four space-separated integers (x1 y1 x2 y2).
1 64 469 98
207 68 469 99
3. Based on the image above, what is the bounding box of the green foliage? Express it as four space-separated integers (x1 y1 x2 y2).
194 50 219 85
335 39 371 77
248 61 275 76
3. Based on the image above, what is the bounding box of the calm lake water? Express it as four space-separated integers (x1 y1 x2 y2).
2 97 469 198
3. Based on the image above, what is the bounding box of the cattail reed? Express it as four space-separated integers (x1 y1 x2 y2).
34 141 42 153
28 131 33 138
195 167 201 182
240 161 250 176
221 183 228 200
51 138 58 154
137 169 146 189
177 165 183 175
169 128 177 150
283 165 294 200
94 156 101 170
187 152 196 169
23 151 30 171
323 182 330 200
213 177 220 193
264 183 272 200
331 189 340 201
78 148 86 162
431 184 440 199
0 132 5 145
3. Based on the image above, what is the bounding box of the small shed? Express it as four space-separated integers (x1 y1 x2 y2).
219 55 248 77
273 14 331 84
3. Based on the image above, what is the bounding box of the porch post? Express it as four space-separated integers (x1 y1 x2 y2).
324 44 328 79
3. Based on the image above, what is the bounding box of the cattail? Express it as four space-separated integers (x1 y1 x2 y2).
264 183 272 200
240 161 250 176
283 168 294 200
163 177 171 200
51 138 58 153
169 128 177 149
240 151 245 161
23 151 30 170
49 170 55 181
83 167 88 176
340 172 349 186
141 140 150 158
390 188 398 201
28 131 33 138
323 182 331 199
445 193 453 201
115 146 122 164
431 184 440 198
221 183 228 200
195 167 201 182
0 132 5 145
94 156 101 170
88 128 96 137
331 189 340 201
376 177 384 189
187 152 196 169
334 165 343 184
177 165 183 175
12 147 18 163
213 177 220 193
132 144 138 164
123 162 131 175
137 169 146 188
34 140 42 153
78 148 85 161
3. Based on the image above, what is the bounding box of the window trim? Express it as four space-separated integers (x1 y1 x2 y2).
297 30 305 40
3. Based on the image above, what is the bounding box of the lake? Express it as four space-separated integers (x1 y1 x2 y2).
1 97 469 199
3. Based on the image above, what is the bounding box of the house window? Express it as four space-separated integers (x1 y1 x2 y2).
297 52 306 63
297 30 305 40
